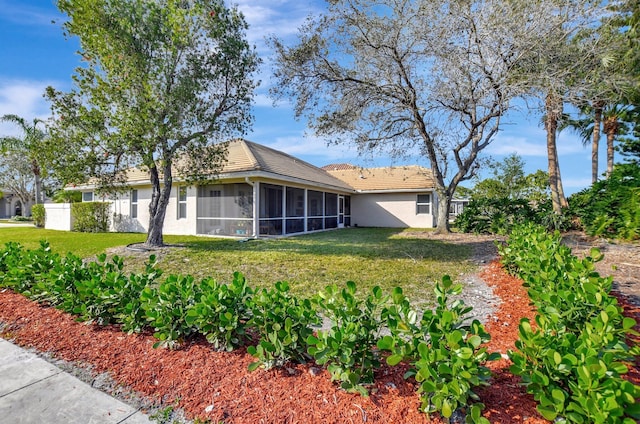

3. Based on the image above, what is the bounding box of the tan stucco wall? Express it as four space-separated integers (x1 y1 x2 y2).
110 186 198 235
350 192 435 228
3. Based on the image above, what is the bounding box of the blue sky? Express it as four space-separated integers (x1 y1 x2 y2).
0 0 600 195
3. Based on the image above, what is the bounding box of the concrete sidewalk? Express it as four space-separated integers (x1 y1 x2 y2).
0 339 152 424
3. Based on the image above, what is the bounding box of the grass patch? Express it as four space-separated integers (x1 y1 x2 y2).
0 227 476 308
0 227 147 258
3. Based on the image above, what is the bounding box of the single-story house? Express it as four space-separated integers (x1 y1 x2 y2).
46 139 438 237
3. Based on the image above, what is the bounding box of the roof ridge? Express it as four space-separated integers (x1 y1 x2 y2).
236 139 260 170
246 139 319 170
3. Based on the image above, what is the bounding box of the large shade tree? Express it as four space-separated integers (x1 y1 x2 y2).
0 114 48 205
46 0 259 246
0 151 40 216
269 0 596 232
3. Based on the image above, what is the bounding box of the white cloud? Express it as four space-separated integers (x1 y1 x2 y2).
487 135 547 156
0 1 62 28
236 0 321 57
258 133 359 164
0 79 52 136
488 128 587 158
253 93 277 108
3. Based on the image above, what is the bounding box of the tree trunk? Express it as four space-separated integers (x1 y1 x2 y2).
434 187 451 234
30 160 42 204
591 102 603 183
603 115 618 178
556 159 568 209
545 92 566 214
34 174 42 205
145 162 173 247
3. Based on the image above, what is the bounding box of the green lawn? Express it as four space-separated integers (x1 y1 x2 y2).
0 227 475 307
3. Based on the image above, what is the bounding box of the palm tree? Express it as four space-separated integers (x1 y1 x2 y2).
0 114 48 204
561 101 603 184
602 104 632 177
545 92 569 214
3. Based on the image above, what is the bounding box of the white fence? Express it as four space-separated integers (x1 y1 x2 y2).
43 203 74 231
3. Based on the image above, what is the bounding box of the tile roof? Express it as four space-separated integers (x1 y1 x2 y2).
98 139 353 191
324 164 435 192
222 139 353 190
75 140 434 193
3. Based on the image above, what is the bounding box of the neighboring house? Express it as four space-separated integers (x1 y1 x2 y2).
449 198 470 221
0 190 30 218
50 139 437 236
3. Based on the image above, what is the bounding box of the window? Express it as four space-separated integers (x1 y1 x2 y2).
82 192 94 202
416 194 431 214
177 186 187 219
130 189 138 218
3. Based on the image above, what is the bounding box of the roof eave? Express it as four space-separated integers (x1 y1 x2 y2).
355 188 435 194
68 170 356 194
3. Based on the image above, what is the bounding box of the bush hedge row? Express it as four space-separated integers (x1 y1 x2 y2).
0 241 494 423
499 223 640 423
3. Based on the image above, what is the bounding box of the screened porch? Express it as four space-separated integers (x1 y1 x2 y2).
196 182 351 237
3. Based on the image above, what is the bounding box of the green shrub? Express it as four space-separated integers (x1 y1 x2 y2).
71 202 110 232
307 281 387 396
0 241 60 294
247 281 320 370
378 276 498 422
454 197 569 235
185 272 253 351
501 223 640 422
141 274 204 349
31 204 45 228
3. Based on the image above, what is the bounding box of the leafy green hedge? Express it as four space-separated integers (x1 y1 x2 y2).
498 223 640 423
0 241 495 423
569 164 640 240
71 202 110 232
454 198 570 235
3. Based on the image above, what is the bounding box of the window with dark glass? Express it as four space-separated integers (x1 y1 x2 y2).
130 189 138 218
416 194 431 214
178 187 187 219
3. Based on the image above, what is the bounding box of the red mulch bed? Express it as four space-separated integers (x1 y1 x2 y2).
0 260 637 423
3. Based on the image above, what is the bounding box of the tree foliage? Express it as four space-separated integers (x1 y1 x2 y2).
569 163 640 240
0 114 49 205
270 0 605 232
470 154 549 204
46 0 259 246
455 154 558 234
0 151 39 216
